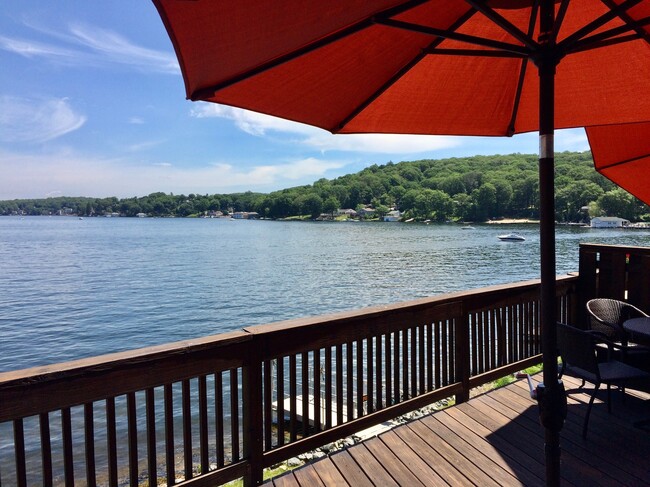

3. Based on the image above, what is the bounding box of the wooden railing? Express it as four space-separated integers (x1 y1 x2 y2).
577 243 650 327
0 275 578 486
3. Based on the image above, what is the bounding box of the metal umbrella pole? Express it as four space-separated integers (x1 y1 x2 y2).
534 2 568 485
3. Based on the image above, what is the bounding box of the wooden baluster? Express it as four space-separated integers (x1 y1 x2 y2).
289 355 297 442
301 352 309 438
385 333 392 407
13 418 27 487
335 345 343 426
263 360 272 449
346 343 353 421
426 323 433 392
230 370 240 462
402 329 409 400
313 348 321 432
127 392 138 486
325 347 332 429
410 326 417 398
182 380 192 479
215 373 225 467
356 339 363 419
367 337 374 414
393 331 400 404
164 385 175 485
375 335 383 411
145 389 157 487
198 376 209 475
40 412 53 487
106 398 118 487
276 359 285 446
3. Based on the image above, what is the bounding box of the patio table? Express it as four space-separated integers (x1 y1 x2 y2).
623 317 650 345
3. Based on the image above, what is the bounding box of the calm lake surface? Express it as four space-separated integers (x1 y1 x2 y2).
2 216 650 373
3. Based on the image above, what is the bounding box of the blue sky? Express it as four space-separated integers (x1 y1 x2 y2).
0 1 590 200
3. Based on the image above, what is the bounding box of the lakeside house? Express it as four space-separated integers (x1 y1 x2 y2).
232 211 260 220
590 216 630 228
383 210 402 222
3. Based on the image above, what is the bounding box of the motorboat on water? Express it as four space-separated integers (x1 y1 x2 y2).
498 232 526 241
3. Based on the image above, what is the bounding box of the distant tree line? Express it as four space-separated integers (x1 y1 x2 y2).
1 151 648 222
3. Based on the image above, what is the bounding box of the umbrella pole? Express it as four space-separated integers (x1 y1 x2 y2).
536 3 568 486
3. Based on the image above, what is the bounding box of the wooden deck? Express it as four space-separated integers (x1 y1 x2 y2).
265 373 650 486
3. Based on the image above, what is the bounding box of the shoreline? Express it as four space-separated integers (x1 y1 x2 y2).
486 218 540 224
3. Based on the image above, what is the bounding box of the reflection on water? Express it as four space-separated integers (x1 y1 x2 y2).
1 216 649 373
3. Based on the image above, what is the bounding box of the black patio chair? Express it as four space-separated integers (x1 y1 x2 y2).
586 298 650 369
586 298 648 344
556 322 650 439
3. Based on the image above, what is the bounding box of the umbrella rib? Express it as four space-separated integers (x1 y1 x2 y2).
601 0 650 44
551 0 571 43
507 0 540 137
189 0 429 101
557 0 642 52
567 16 650 54
463 0 538 50
331 8 478 132
423 48 525 57
598 153 650 170
375 18 530 56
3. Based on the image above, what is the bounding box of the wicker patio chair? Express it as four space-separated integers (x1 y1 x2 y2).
557 322 650 439
586 298 648 344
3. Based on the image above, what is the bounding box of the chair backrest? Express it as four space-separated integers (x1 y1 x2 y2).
586 298 648 340
556 323 600 378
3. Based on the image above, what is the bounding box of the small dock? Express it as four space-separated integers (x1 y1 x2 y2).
265 373 650 486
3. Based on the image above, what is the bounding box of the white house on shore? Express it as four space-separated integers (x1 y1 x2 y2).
590 217 630 228
383 210 402 222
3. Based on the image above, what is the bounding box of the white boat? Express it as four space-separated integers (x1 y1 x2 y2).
498 232 525 241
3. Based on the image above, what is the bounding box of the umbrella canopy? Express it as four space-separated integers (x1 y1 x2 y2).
588 122 650 205
153 1 650 484
154 0 650 137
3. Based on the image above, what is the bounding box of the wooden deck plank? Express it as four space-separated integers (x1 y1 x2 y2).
435 407 545 487
307 457 348 486
407 417 503 487
362 436 427 486
264 374 650 486
501 382 650 483
475 390 628 487
420 413 526 486
346 441 399 487
328 450 373 487
271 472 300 487
393 419 472 485
292 464 326 487
378 429 449 485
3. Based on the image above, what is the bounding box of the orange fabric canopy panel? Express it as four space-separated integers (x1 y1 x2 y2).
587 123 650 206
154 0 650 137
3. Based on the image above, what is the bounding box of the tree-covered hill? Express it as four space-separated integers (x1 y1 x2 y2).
1 151 648 222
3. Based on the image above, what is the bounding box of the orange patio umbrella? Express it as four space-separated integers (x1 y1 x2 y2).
588 122 650 204
152 1 650 484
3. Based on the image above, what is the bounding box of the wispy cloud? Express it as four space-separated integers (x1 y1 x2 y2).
191 104 461 154
0 96 86 143
0 149 348 200
0 20 179 74
128 117 145 124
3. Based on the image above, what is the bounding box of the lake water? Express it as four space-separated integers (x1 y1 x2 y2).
2 216 650 373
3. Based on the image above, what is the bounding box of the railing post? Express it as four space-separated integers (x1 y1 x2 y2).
243 345 264 486
455 308 471 404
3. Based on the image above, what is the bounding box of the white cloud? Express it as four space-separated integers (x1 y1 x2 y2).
129 117 144 124
0 150 348 200
0 96 86 143
0 21 179 74
191 104 462 154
